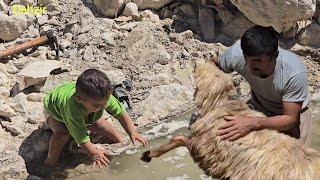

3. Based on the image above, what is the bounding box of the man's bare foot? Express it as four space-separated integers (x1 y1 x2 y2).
44 158 58 167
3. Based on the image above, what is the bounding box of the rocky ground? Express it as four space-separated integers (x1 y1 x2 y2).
0 0 320 179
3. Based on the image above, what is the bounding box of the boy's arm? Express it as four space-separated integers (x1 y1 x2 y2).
81 141 110 169
115 113 148 147
106 95 148 146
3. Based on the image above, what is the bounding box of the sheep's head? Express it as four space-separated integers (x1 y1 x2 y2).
194 61 235 117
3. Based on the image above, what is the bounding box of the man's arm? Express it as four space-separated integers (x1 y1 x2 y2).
255 102 301 131
218 101 301 141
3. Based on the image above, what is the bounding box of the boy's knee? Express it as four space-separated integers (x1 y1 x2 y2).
54 130 70 141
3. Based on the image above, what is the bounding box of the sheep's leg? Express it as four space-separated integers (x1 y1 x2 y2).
141 135 190 162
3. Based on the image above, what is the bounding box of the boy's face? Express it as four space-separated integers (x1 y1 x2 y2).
76 93 109 113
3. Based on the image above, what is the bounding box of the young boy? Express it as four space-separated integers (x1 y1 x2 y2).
43 69 148 168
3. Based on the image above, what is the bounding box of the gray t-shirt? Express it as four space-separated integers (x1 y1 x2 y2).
219 40 309 116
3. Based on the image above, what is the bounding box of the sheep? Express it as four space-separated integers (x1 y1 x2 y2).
141 61 320 179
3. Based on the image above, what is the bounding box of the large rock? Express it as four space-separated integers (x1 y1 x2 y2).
133 84 194 126
198 7 216 43
17 60 62 90
93 0 128 18
230 0 316 32
132 0 174 10
218 11 255 39
0 14 29 41
298 23 320 48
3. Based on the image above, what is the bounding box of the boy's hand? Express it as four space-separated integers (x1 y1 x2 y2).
92 148 110 170
129 132 148 147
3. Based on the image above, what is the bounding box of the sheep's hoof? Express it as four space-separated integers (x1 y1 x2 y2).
141 151 152 162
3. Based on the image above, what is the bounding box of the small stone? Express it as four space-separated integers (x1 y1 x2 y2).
27 117 38 124
40 25 52 33
117 22 139 31
123 2 139 17
180 30 193 39
13 93 28 114
0 72 9 86
47 16 59 26
37 15 48 26
0 62 6 73
0 121 20 136
24 26 40 38
82 46 94 61
64 33 73 41
59 39 72 50
7 64 19 74
191 51 202 58
0 87 10 98
27 93 44 102
181 49 190 58
0 100 16 118
157 50 171 65
141 10 160 22
101 32 116 46
76 34 90 48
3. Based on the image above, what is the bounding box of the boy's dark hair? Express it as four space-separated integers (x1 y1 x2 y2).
241 25 279 58
76 69 112 99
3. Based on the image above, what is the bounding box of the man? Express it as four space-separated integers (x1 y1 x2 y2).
212 25 312 145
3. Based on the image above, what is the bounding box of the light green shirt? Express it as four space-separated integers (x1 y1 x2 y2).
44 83 126 144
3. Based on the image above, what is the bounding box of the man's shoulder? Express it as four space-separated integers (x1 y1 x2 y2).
277 48 307 76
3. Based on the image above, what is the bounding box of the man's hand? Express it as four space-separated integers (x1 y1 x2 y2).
218 116 258 141
92 148 110 170
129 132 148 147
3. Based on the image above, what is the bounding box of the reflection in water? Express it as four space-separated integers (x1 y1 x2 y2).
70 102 320 180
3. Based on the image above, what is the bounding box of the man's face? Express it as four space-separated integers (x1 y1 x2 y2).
244 54 275 78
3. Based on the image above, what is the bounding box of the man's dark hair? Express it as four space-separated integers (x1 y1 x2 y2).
76 69 112 99
241 25 279 57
